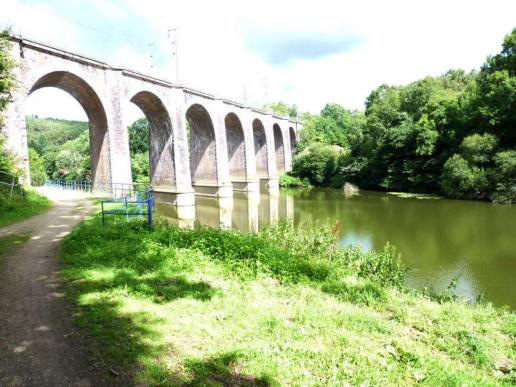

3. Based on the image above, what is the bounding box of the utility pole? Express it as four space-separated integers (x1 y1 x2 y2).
147 43 156 72
168 28 179 84
261 77 269 108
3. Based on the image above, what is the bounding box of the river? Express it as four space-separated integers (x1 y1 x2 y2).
155 188 516 309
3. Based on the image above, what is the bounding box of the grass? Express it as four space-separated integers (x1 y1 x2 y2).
0 187 51 227
61 216 515 386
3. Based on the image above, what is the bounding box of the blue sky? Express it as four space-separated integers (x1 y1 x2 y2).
2 0 516 121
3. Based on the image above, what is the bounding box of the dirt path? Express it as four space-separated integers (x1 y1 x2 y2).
0 188 97 387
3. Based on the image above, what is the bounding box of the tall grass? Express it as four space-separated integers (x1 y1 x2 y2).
60 216 515 386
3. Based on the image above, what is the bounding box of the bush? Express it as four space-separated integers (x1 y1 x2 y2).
292 143 340 186
491 150 516 203
28 148 48 185
461 133 498 165
440 154 489 199
279 174 309 188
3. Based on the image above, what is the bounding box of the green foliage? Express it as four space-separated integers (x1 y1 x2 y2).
292 143 340 186
60 215 515 385
0 187 51 227
0 30 15 128
28 148 47 185
0 136 18 182
279 173 310 188
25 116 150 183
128 118 150 183
291 29 516 203
27 116 88 155
491 150 516 203
460 133 498 165
128 117 149 154
441 154 489 199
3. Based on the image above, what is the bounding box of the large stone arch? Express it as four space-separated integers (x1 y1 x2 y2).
224 112 246 181
129 91 175 188
186 103 218 185
28 70 111 185
252 119 268 179
273 123 285 174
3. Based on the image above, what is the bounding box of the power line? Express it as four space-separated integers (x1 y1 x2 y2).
12 0 149 51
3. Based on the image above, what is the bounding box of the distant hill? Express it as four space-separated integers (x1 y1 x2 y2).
27 116 88 155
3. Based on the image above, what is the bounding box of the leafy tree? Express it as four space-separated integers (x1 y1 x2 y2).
128 118 150 183
491 150 516 203
128 117 149 154
292 143 340 186
440 154 489 199
0 30 15 129
460 133 498 166
28 148 48 185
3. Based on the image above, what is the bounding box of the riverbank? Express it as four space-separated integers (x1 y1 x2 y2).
60 215 515 385
0 187 51 227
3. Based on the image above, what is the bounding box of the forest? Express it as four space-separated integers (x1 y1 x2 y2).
289 28 516 204
27 116 150 184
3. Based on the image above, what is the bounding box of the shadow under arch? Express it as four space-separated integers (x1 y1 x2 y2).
186 104 217 185
273 124 285 174
224 112 246 182
130 91 175 187
29 70 111 184
252 119 268 179
289 127 296 155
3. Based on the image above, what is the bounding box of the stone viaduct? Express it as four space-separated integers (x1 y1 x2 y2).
1 37 301 205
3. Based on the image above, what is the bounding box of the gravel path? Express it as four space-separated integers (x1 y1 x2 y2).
0 188 97 387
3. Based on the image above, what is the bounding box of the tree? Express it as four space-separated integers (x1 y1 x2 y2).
440 154 489 199
28 148 48 185
128 118 149 154
292 143 340 186
0 30 15 129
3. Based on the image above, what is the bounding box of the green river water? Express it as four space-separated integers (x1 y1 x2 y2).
156 188 516 309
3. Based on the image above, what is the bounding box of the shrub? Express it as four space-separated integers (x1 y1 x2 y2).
279 174 309 188
491 150 516 203
440 154 489 199
292 143 340 185
461 133 498 165
28 148 48 185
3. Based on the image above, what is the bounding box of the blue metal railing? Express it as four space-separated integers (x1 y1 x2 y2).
42 179 154 229
101 190 154 230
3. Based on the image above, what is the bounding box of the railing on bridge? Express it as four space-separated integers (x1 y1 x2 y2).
41 179 154 229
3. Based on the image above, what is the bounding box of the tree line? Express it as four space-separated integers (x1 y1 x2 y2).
27 116 150 184
285 28 516 203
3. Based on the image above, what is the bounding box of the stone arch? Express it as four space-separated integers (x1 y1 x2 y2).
29 70 110 184
289 127 297 154
273 123 285 174
130 91 175 187
224 112 246 181
186 104 217 185
252 119 268 179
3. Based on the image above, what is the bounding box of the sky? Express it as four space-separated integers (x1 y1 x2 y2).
1 0 516 122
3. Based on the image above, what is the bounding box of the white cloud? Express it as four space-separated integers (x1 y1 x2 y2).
2 0 515 120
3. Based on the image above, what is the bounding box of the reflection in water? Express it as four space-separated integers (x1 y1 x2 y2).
155 188 516 309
